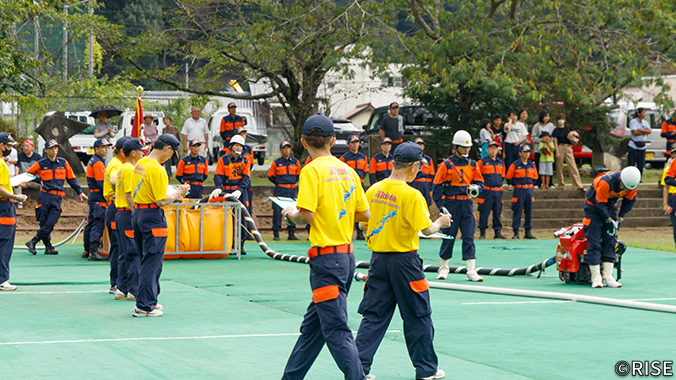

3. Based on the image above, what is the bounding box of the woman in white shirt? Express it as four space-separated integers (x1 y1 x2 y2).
504 110 528 166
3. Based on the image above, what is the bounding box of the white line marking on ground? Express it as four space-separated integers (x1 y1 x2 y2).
0 290 108 295
0 330 402 346
462 297 676 305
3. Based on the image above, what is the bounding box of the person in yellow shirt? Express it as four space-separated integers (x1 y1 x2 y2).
355 142 450 380
661 149 676 249
0 133 28 291
130 135 189 317
113 138 148 301
281 114 371 380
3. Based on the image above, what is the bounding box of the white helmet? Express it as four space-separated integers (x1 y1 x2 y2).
620 166 641 190
452 130 472 147
230 135 246 147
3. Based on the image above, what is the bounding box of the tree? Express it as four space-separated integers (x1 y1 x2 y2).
98 0 373 158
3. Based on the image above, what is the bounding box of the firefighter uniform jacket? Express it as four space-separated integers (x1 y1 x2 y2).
214 153 251 205
369 153 394 184
220 115 245 150
268 156 300 188
661 119 676 153
412 154 435 185
86 154 107 204
432 155 484 208
340 151 368 183
584 171 637 220
176 154 209 185
27 157 83 196
505 160 538 187
476 156 505 189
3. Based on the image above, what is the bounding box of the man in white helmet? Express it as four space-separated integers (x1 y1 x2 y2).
432 130 485 281
582 166 641 288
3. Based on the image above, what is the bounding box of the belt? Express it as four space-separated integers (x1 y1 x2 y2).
277 183 296 189
0 198 10 202
42 189 65 196
308 243 353 259
485 186 503 191
391 139 404 143
136 203 159 209
373 250 417 254
442 195 471 200
515 184 534 189
97 202 108 208
223 185 239 190
89 189 100 192
185 181 203 185
586 199 595 207
117 207 131 211
413 178 432 183
108 199 114 205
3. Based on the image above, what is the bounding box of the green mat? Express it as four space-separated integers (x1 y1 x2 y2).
1 239 675 379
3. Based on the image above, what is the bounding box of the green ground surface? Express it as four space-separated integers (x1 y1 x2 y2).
1 239 675 380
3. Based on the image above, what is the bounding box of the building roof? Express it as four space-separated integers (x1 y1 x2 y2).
341 103 374 120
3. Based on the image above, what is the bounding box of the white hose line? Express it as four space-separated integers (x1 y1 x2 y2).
13 219 87 250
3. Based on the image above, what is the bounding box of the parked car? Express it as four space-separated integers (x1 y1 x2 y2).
38 111 97 165
331 118 363 157
207 107 267 165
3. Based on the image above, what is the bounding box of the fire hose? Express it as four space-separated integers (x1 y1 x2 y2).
225 194 676 314
13 218 87 251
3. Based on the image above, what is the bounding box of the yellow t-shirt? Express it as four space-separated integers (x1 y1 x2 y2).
115 162 135 208
132 157 168 204
104 156 124 201
661 158 676 195
0 159 13 195
297 155 368 248
363 179 432 252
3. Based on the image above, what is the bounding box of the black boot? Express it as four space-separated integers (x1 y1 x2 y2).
273 230 280 241
25 236 39 255
355 228 365 241
81 250 90 259
240 241 247 255
478 228 486 240
524 229 537 239
512 229 519 239
288 229 299 241
44 240 58 255
88 243 107 261
494 230 507 239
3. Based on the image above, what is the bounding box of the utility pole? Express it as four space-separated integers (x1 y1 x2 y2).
88 0 94 77
63 5 68 81
185 63 189 89
34 17 39 58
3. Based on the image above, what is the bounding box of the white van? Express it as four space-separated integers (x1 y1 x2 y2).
207 107 267 165
608 101 667 165
115 110 167 140
38 111 97 165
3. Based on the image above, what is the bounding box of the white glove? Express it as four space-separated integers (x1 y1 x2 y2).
606 219 619 237
208 188 222 201
230 190 242 200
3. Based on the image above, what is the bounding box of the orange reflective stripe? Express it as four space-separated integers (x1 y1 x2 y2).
110 221 116 230
312 285 339 303
39 170 54 181
482 165 496 174
54 168 67 179
124 230 135 238
409 278 429 293
151 228 168 237
276 166 288 175
512 197 518 203
582 217 591 226
0 217 16 225
476 198 485 204
184 165 197 174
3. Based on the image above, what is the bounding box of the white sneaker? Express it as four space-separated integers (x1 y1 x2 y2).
17 202 23 209
0 281 17 291
591 280 603 288
603 278 622 288
590 265 603 288
153 303 163 311
126 293 136 301
366 374 376 380
114 289 127 300
418 369 445 380
109 285 117 294
132 306 163 317
466 273 484 282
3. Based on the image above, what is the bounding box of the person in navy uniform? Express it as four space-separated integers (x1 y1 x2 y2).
369 137 394 184
25 139 88 255
476 140 506 239
505 144 538 239
432 130 485 282
236 127 255 218
267 140 300 241
176 139 209 199
340 134 368 240
219 102 245 156
408 137 435 207
83 137 113 261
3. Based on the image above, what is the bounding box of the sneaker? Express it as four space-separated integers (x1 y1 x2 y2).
466 273 484 282
114 289 127 300
366 374 376 380
109 285 117 294
17 202 23 209
132 306 163 317
603 279 622 288
418 369 446 380
126 293 136 301
0 281 17 291
591 280 603 288
153 304 163 311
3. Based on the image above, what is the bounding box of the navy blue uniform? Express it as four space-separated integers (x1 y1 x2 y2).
409 154 435 206
219 115 245 156
267 156 300 232
176 154 208 199
215 153 251 241
26 157 83 244
85 154 108 252
115 208 139 297
340 151 368 184
369 153 393 184
0 195 16 284
476 156 505 231
583 172 637 265
432 155 484 260
506 159 538 230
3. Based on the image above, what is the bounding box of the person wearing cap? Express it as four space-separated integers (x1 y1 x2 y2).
82 137 113 262
236 127 255 216
660 112 676 157
537 131 555 190
628 107 652 176
181 106 208 155
432 130 485 282
340 134 369 240
215 134 252 253
369 137 394 185
661 149 676 250
355 142 449 380
113 138 149 301
25 140 88 255
131 134 190 317
101 137 130 294
506 145 538 240
281 114 370 380
143 115 159 143
219 103 245 156
15 139 42 209
0 133 28 291
176 139 209 199
379 102 404 150
267 140 300 241
94 111 115 139
476 140 506 240
584 167 641 288
409 137 436 207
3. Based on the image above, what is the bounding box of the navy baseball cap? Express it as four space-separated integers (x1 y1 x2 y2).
302 114 334 137
279 140 292 149
0 132 18 147
348 135 360 143
520 144 532 152
228 102 237 108
93 137 113 148
45 139 60 149
122 138 148 155
381 137 393 144
189 139 202 147
157 134 181 150
393 142 423 163
115 136 131 150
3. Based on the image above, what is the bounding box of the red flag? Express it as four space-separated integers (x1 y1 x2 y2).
132 95 145 140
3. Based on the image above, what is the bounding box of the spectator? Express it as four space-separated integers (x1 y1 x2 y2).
503 110 528 166
538 131 555 190
479 118 494 158
531 111 556 188
660 112 676 156
142 115 158 143
628 107 651 175
94 111 115 139
162 116 181 176
15 139 41 209
492 114 505 148
379 102 404 151
182 106 209 156
552 113 585 191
